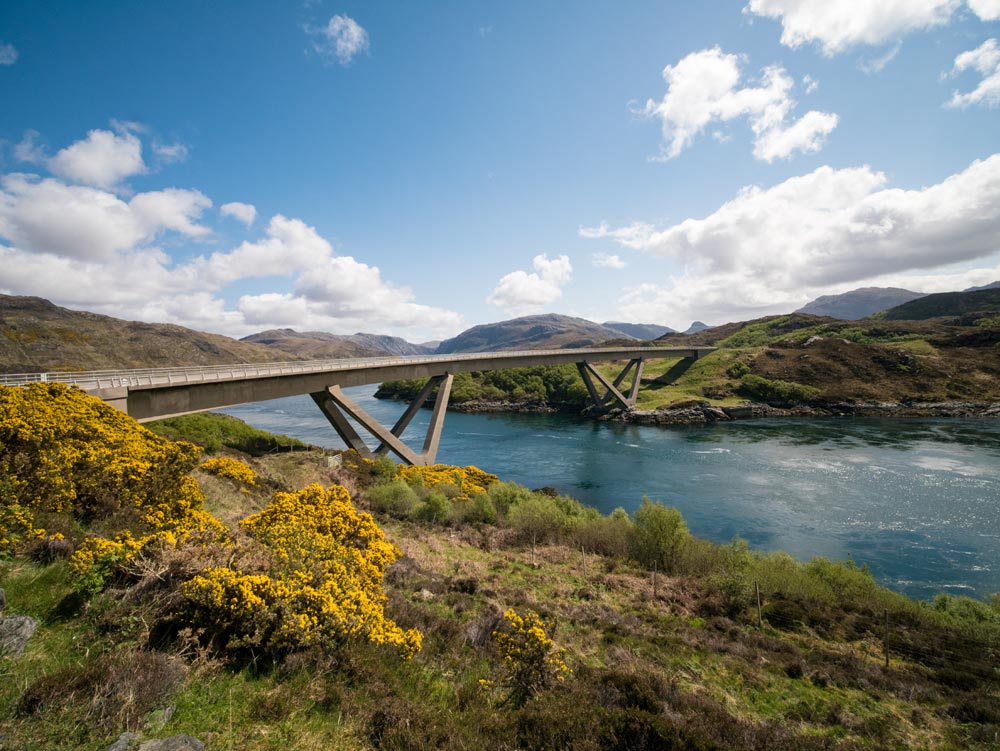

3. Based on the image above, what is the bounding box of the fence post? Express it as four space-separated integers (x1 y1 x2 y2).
755 581 763 628
883 609 890 668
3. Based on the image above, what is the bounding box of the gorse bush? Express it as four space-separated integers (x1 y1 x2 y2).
199 456 257 486
0 384 225 583
182 483 422 660
396 463 498 501
491 608 571 706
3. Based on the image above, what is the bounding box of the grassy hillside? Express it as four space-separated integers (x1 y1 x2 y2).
0 295 289 374
875 288 1000 322
241 329 435 359
2 400 999 750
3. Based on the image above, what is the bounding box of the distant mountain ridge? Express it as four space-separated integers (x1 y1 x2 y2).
0 295 288 374
877 288 1000 322
602 321 675 340
436 314 631 353
241 329 435 359
796 287 926 320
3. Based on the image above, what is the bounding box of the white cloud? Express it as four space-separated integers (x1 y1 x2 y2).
220 201 258 226
0 127 463 341
0 174 209 260
859 41 902 74
13 130 45 163
308 14 370 66
802 74 818 94
968 0 1000 21
592 252 626 269
745 0 960 55
582 155 1000 325
0 42 17 65
47 127 145 189
638 47 838 161
152 141 189 164
946 38 1000 108
194 215 332 285
487 254 572 314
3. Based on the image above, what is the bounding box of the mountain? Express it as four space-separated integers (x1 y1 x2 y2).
436 314 631 353
964 280 1000 292
0 295 288 374
684 321 710 335
795 287 926 320
877 288 1000 322
241 329 435 359
602 321 674 340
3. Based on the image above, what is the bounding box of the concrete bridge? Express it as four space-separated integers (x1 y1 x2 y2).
1 346 714 465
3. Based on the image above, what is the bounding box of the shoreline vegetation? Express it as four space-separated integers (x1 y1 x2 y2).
2 389 1000 749
375 311 1000 425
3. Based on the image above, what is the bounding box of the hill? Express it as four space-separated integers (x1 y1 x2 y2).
684 321 710 334
241 329 434 359
602 321 674 340
877 288 1000 322
0 295 288 374
435 314 632 353
796 287 925 320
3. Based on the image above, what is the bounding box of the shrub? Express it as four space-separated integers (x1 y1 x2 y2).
631 497 689 574
726 361 751 379
182 483 422 660
737 375 819 404
0 384 224 585
396 464 498 502
366 479 421 517
508 494 572 544
199 456 257 486
487 481 535 517
491 608 571 706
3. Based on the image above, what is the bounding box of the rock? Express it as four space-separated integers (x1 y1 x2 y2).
802 336 823 347
107 731 136 751
702 407 730 421
0 615 38 656
145 704 176 731
137 735 204 751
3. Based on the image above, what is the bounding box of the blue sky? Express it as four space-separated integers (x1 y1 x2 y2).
1 1 999 341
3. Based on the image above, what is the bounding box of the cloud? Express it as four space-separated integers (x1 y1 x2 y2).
0 42 17 65
945 38 1000 108
308 14 370 66
638 47 838 161
968 0 1000 21
152 141 189 164
487 254 572 314
582 154 1000 325
859 41 903 74
0 174 210 260
47 127 146 189
13 130 45 163
592 252 626 269
220 201 258 226
744 0 960 56
0 129 463 340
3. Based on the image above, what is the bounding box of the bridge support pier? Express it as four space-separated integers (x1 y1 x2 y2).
310 373 454 466
577 358 645 410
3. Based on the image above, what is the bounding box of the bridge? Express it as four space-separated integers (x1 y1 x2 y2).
1 346 715 466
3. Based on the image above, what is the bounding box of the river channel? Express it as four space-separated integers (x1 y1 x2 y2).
222 386 1000 601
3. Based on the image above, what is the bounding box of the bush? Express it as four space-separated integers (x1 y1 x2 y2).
737 375 819 404
199 456 257 485
508 494 572 544
488 482 535 517
366 479 421 517
491 608 571 706
182 483 422 660
631 498 689 574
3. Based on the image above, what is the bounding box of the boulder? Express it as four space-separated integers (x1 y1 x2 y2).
0 615 38 656
106 732 136 751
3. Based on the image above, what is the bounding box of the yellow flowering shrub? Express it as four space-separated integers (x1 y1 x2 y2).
199 456 257 486
492 608 571 706
182 483 422 659
396 464 498 502
0 383 225 581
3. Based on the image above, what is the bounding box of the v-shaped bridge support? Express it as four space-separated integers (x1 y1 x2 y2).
310 373 453 466
576 358 645 410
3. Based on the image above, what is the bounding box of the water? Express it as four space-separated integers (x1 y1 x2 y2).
222 386 1000 600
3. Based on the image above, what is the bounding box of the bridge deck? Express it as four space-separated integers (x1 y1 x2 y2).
0 346 715 422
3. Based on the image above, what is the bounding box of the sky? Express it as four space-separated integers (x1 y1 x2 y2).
1 1 999 342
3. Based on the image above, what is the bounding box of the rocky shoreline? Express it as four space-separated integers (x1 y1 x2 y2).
442 397 1000 425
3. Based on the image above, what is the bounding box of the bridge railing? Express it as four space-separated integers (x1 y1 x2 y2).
0 347 710 390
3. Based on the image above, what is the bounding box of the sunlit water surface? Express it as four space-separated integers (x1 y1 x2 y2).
223 387 1000 600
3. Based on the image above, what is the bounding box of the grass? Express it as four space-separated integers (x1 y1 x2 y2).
147 412 308 455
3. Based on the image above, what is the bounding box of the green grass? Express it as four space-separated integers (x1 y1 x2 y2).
147 412 308 455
